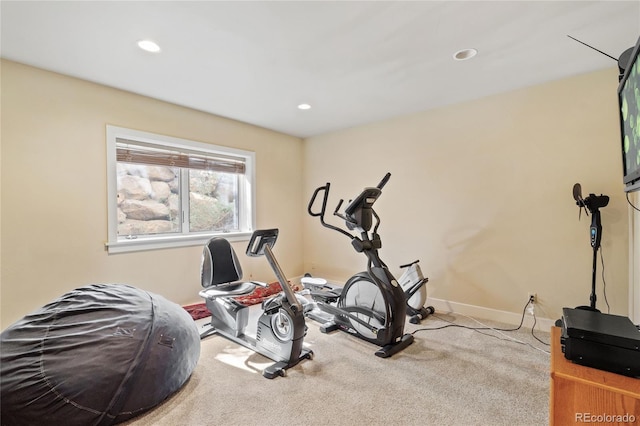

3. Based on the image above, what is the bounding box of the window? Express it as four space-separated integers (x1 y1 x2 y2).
106 126 255 253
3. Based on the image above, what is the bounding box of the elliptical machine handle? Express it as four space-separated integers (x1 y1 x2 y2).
308 183 330 218
307 182 353 239
376 172 391 190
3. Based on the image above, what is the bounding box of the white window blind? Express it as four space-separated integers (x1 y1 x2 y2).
116 139 246 174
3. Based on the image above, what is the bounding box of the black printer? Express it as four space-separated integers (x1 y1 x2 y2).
560 307 640 378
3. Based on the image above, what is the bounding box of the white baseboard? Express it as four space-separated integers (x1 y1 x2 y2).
428 297 556 332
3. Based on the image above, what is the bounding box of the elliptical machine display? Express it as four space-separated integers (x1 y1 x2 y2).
304 173 415 357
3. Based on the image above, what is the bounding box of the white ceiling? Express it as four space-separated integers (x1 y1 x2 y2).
1 1 639 138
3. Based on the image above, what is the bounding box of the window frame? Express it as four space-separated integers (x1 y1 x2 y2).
106 125 255 254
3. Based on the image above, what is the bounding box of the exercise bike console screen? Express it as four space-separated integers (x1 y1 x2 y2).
246 229 278 257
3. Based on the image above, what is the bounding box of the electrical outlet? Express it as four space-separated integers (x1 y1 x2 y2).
528 293 537 304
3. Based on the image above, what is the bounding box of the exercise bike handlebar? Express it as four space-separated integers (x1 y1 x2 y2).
246 229 302 312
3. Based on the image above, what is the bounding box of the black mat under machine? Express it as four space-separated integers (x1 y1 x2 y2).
560 307 640 378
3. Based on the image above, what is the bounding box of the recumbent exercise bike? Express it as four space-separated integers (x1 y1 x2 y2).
303 173 428 357
199 229 313 378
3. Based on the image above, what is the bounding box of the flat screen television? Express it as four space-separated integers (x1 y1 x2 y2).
618 35 640 193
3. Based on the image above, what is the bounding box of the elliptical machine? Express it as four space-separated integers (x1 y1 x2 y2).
199 229 313 378
303 173 415 358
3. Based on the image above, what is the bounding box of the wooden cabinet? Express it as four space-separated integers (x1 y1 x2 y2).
550 326 640 425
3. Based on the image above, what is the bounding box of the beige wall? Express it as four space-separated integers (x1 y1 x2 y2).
0 60 304 328
1 59 633 329
303 67 629 322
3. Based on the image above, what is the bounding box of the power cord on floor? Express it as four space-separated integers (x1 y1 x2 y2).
454 310 550 354
412 299 529 333
530 312 548 346
412 297 550 354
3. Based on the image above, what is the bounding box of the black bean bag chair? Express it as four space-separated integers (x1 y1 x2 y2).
0 284 200 426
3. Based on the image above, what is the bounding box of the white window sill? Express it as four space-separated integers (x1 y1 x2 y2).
105 231 252 254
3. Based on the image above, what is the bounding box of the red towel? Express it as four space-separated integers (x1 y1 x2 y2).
183 281 295 320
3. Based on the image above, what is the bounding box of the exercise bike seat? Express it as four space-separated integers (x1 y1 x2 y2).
199 282 256 299
199 237 257 299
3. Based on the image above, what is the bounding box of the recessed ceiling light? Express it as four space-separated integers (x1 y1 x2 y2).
297 103 311 110
137 40 161 53
453 48 477 61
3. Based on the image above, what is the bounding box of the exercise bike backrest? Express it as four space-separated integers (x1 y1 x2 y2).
308 172 391 237
201 238 244 288
201 229 301 311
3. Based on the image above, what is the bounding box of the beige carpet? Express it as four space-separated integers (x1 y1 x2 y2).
124 311 551 426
